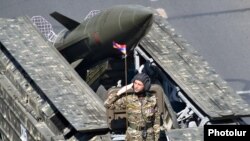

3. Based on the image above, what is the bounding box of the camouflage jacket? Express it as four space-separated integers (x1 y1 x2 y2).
104 83 160 140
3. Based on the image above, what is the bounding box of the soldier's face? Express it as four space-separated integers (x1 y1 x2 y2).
133 80 144 93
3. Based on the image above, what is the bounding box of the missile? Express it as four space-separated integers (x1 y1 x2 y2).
51 5 153 69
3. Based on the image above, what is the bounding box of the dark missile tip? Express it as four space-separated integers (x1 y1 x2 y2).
112 5 154 19
130 5 154 27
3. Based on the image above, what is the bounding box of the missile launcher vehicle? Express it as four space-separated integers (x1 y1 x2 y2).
0 5 250 141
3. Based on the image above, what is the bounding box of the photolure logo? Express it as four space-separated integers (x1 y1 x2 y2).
204 125 250 140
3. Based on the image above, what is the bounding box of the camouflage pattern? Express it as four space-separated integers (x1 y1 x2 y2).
104 85 160 141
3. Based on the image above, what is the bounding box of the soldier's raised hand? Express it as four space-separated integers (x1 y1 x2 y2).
117 83 133 96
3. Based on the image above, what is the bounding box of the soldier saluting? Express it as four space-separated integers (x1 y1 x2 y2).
104 73 160 141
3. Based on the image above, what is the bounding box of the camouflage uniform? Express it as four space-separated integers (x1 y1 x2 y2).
104 84 160 141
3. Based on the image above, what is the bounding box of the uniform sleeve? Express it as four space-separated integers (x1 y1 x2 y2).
104 91 128 109
104 84 133 109
153 103 161 140
104 91 119 109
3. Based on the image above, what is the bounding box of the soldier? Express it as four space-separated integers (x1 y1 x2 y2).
104 73 160 141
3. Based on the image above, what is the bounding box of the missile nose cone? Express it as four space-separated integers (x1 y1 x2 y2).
99 5 154 49
114 5 153 33
131 6 153 27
